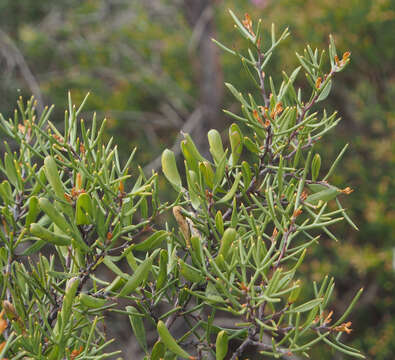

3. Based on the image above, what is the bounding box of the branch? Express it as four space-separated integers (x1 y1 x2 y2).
0 29 44 114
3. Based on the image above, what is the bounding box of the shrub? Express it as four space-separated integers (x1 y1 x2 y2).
0 11 364 359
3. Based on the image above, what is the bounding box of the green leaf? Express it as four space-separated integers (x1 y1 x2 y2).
290 298 323 313
162 149 182 191
127 306 148 353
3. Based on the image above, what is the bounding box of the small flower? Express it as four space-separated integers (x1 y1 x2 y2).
242 14 255 36
270 102 283 119
341 187 354 195
79 143 85 155
119 180 124 194
323 310 333 325
239 282 249 292
342 51 351 61
253 109 265 127
293 208 303 218
333 321 352 334
71 346 83 359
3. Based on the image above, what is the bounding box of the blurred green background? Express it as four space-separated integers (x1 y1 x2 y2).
0 0 393 358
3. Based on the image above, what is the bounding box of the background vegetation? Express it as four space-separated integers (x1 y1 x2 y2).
0 0 393 359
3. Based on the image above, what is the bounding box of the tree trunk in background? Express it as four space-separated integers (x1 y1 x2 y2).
182 0 224 152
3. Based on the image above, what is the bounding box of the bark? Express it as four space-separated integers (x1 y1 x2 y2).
182 0 224 153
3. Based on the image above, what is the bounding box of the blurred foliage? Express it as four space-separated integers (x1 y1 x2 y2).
0 0 394 358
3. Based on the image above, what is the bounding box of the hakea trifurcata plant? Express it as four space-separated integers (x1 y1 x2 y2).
0 10 364 360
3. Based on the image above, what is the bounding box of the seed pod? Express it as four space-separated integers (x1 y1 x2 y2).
208 129 225 165
217 172 241 204
43 156 65 199
215 210 224 235
127 306 147 353
229 123 243 166
30 223 71 246
216 330 229 360
157 320 192 359
162 149 182 191
156 249 168 291
217 228 237 261
311 154 321 181
179 259 204 283
119 256 153 297
25 196 40 228
75 193 93 225
79 293 107 308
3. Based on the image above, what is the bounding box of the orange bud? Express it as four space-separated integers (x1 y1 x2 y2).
242 14 255 36
240 282 249 292
293 209 303 218
18 124 26 133
324 310 333 325
341 187 354 195
342 51 351 61
71 346 83 359
76 173 82 190
0 310 7 335
333 321 352 334
253 110 264 126
315 77 322 89
79 143 85 155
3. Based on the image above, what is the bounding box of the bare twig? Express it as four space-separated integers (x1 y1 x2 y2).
0 29 44 114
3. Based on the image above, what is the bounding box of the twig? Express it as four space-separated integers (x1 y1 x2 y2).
0 29 44 114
